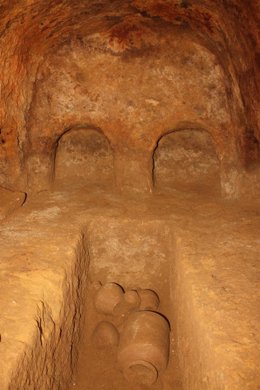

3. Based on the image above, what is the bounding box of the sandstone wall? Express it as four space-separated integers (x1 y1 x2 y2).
0 1 259 195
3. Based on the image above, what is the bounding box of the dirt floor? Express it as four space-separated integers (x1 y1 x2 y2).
0 183 259 389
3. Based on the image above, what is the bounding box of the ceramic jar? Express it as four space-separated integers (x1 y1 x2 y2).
94 282 124 315
92 321 119 348
124 290 141 310
117 311 170 385
114 289 141 317
138 289 160 311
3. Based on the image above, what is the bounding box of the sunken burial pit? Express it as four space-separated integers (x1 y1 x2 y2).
69 219 181 390
0 1 260 390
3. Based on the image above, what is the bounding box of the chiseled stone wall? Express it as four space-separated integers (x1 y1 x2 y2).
0 1 258 196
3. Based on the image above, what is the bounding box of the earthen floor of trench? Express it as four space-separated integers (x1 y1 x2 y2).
0 185 259 390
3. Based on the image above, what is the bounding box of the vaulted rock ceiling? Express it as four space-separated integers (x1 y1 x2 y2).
0 0 259 194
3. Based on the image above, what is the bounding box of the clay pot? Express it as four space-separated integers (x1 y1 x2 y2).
124 290 141 310
114 289 141 317
117 311 170 385
94 282 124 315
91 280 102 292
138 289 160 311
92 321 119 349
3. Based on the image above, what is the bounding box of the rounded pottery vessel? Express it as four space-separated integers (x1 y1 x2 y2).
117 311 170 385
91 280 102 292
94 282 124 315
138 289 160 311
114 289 141 317
124 290 141 310
92 321 119 349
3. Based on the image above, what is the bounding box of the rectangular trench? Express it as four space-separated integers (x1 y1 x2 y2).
6 216 185 389
70 217 183 390
6 216 226 390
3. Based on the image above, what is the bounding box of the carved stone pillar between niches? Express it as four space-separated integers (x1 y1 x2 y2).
26 152 54 192
114 148 153 194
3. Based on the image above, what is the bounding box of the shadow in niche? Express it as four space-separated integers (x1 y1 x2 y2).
152 128 221 196
53 126 114 190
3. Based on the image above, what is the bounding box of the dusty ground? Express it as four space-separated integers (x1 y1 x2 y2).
0 184 259 389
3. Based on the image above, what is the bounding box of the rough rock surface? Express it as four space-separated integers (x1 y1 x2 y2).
0 1 259 389
154 129 220 193
0 187 26 221
0 0 259 197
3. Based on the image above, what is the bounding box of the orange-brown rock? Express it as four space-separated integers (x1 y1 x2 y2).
0 2 259 390
0 0 258 197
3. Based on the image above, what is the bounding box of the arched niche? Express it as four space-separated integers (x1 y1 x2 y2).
54 127 114 189
153 128 220 195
